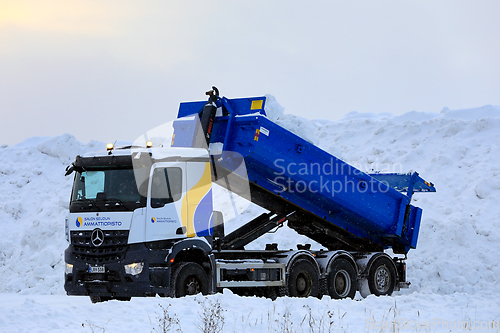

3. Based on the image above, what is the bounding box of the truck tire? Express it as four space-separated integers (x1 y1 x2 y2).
171 262 209 297
287 259 319 298
265 287 279 300
90 296 110 303
327 258 356 299
368 257 396 296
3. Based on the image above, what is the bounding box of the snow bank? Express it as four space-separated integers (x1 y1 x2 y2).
0 135 105 294
1 102 500 300
1 291 499 332
265 94 320 145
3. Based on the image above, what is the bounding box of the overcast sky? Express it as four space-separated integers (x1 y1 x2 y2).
1 1 499 146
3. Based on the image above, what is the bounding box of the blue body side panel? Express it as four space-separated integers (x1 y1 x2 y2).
175 96 430 253
369 173 436 194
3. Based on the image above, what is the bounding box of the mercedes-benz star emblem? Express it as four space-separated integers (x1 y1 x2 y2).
91 228 105 247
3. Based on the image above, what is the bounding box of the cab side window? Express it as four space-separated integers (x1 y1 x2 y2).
150 167 182 208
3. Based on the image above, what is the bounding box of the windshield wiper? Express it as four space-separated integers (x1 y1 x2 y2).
105 197 124 207
75 198 96 205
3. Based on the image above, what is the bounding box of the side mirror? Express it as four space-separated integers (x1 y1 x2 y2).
212 211 224 239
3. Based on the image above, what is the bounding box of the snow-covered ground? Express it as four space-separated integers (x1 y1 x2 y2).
1 100 500 332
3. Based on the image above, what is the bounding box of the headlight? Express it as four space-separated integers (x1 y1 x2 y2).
124 262 144 276
65 263 73 275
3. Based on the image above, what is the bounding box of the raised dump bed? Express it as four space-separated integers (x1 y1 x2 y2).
173 95 435 254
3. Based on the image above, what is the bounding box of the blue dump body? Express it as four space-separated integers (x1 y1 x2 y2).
173 96 435 254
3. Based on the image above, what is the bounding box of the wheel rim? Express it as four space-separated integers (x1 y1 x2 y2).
184 276 201 295
296 271 313 297
373 265 390 294
333 270 351 298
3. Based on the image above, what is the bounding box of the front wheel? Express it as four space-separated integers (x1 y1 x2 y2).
171 262 209 297
90 296 111 303
287 259 319 298
368 257 396 296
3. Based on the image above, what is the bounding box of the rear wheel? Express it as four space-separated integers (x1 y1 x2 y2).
287 259 319 298
368 257 396 296
171 262 209 297
327 258 356 299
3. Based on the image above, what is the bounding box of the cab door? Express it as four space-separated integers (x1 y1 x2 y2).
145 162 186 242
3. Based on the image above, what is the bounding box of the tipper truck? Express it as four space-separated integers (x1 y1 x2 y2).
64 87 435 303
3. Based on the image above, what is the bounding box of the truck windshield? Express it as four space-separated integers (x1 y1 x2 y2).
70 168 146 212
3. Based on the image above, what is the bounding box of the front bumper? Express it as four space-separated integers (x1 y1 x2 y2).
64 243 171 298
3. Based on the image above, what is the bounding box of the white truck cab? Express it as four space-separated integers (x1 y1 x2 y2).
65 145 218 301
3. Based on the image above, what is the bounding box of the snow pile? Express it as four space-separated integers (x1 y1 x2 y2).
1 102 500 300
265 94 320 145
0 135 105 294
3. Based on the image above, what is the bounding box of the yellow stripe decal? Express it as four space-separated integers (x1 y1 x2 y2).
182 162 212 237
181 190 189 235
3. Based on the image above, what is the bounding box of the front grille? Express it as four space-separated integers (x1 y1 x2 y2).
71 230 129 264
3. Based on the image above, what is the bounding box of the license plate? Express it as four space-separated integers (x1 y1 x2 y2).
88 266 105 273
